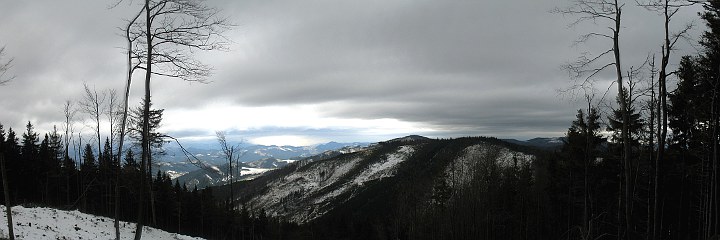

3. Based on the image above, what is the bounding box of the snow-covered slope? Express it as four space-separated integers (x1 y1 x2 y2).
242 144 416 223
0 205 202 240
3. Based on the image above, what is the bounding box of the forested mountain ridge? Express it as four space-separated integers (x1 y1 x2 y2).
213 137 538 231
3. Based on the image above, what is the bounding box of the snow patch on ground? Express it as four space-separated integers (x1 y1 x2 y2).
0 205 202 240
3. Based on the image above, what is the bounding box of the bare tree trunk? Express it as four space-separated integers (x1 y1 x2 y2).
217 131 238 210
115 9 142 240
710 83 718 240
177 197 181 233
148 154 156 226
134 1 151 239
584 99 592 236
646 56 657 240
63 101 74 206
653 3 672 237
1 153 14 240
609 1 632 237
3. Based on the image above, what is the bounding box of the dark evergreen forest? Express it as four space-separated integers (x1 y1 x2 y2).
0 121 306 240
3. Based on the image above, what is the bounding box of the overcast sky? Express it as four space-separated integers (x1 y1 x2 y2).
0 0 705 146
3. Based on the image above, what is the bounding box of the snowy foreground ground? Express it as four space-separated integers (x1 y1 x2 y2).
0 205 203 240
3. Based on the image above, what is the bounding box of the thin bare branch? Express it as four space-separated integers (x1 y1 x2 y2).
0 47 15 86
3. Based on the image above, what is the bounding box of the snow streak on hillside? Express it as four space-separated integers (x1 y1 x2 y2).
0 205 202 240
246 145 415 223
444 143 534 190
353 145 414 185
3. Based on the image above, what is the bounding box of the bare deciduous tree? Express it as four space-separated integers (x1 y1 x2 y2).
62 100 78 206
216 131 242 210
0 45 15 239
637 1 695 238
120 1 231 239
80 83 107 160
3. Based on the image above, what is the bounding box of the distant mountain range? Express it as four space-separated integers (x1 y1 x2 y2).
500 137 565 149
165 142 369 188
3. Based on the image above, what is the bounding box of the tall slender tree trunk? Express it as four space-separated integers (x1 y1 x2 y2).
654 3 672 235
584 100 591 236
134 1 152 239
648 57 657 240
148 155 156 226
116 9 141 240
1 153 14 240
611 2 632 238
64 113 71 207
713 107 718 239
702 61 720 240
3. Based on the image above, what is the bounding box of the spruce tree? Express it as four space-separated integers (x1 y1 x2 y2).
607 87 645 154
81 144 97 173
563 108 605 236
20 122 39 202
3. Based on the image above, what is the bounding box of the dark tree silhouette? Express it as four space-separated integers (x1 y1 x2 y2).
0 124 14 240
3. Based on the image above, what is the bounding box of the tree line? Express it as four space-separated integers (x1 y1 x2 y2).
0 120 307 240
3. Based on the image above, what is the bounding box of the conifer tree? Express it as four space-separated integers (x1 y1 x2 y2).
607 88 645 151
81 144 97 174
20 122 39 202
563 107 605 236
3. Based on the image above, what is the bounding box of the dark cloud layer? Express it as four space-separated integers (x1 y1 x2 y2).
0 0 705 143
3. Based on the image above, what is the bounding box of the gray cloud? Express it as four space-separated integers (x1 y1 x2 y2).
0 0 705 143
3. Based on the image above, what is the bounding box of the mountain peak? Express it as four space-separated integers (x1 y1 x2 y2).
388 135 431 143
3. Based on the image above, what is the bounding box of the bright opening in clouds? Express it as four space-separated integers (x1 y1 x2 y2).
160 102 438 145
251 135 319 146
